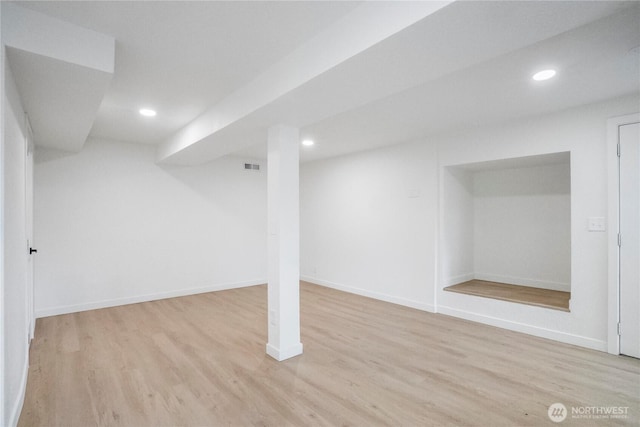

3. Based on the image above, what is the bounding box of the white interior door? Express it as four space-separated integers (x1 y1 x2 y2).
619 121 639 358
25 114 35 340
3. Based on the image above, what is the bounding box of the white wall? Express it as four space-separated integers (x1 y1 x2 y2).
473 163 571 291
34 139 267 317
438 95 638 350
1 8 5 422
441 166 474 286
301 93 639 351
3 49 31 426
301 140 438 311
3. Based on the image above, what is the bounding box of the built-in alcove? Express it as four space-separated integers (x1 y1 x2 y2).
441 152 571 311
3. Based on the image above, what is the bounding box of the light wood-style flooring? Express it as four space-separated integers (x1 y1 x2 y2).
445 279 571 311
20 282 638 426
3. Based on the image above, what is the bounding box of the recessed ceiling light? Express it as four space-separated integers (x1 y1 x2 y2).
139 108 157 117
302 139 314 146
532 69 556 81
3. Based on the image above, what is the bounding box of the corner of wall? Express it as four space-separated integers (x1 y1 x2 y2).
302 276 435 313
2 31 33 426
0 2 6 422
7 347 28 427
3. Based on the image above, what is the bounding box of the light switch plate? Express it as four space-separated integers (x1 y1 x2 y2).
588 217 606 232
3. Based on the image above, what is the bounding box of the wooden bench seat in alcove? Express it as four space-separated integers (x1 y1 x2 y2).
444 280 570 312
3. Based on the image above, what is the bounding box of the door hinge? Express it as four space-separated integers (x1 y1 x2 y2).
618 233 622 247
617 143 621 157
617 322 622 336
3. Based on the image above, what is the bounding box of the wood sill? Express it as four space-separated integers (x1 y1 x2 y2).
444 280 570 312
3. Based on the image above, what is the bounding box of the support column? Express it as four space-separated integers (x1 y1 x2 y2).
266 125 303 361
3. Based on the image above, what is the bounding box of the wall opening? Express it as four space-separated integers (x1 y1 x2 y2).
442 152 571 311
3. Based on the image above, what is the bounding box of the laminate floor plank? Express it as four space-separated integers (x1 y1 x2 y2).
19 282 639 426
444 280 571 311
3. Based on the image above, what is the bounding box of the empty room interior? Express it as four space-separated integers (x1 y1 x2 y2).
2 1 640 426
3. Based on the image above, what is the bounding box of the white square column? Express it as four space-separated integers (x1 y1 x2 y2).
266 125 303 361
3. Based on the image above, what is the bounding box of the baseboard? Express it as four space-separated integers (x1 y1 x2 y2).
438 305 606 351
35 278 266 318
474 273 570 292
301 276 435 312
8 341 29 427
266 342 303 361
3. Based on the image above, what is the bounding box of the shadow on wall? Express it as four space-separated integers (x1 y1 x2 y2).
34 147 78 164
158 155 267 209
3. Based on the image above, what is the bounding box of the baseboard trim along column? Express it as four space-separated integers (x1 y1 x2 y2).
266 342 303 362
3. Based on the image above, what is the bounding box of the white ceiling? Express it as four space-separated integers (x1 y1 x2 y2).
7 47 112 151
282 5 640 162
10 0 640 164
14 0 361 144
3 3 115 151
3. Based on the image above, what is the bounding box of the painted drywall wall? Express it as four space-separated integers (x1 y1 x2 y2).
1 10 6 423
437 94 639 350
442 159 572 291
3 54 30 427
301 93 638 351
300 140 438 311
34 139 267 317
473 163 571 291
441 166 474 287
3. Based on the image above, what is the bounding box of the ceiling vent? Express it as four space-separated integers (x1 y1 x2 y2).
244 163 260 171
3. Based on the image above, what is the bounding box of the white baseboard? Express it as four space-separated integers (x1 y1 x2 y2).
35 278 266 318
438 305 606 351
266 342 303 361
8 341 29 427
302 276 435 312
474 273 570 292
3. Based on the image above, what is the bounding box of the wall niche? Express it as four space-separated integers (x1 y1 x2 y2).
441 152 571 310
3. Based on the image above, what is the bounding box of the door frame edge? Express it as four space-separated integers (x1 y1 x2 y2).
607 112 640 355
